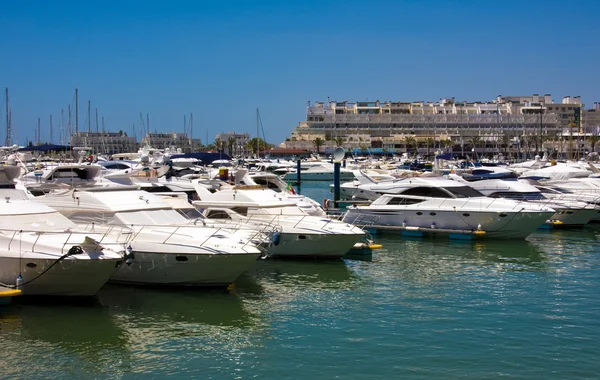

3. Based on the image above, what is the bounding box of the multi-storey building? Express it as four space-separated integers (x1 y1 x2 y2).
70 132 139 154
215 132 251 157
282 94 599 157
142 132 202 153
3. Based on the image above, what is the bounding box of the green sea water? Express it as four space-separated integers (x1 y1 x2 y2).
1 182 600 379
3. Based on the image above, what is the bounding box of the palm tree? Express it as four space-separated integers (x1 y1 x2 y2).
227 137 236 156
313 137 325 154
439 139 453 150
424 137 435 157
333 137 345 147
500 134 512 158
247 137 267 156
403 136 416 155
588 134 599 153
214 138 224 153
468 135 481 150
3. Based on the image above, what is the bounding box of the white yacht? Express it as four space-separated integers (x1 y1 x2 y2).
448 168 598 227
192 184 366 258
281 162 356 182
0 166 125 296
238 171 326 216
341 176 555 239
36 187 264 286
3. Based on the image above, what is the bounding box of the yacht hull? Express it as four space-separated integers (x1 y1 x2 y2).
548 208 598 227
0 255 122 296
110 251 260 286
266 232 362 258
343 209 554 239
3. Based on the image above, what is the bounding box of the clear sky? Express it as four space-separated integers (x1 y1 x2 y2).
1 0 599 146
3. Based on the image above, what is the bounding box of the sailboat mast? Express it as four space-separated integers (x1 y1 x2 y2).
88 100 91 133
75 88 79 136
190 113 194 151
5 88 10 146
50 114 53 144
61 109 64 145
68 105 72 138
256 108 259 158
37 117 41 145
95 108 99 133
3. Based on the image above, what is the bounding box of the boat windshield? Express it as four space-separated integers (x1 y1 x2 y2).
442 186 485 198
114 209 191 226
0 211 77 231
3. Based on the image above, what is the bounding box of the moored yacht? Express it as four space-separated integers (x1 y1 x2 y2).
448 168 598 227
341 176 555 239
0 166 125 296
192 184 366 258
35 187 265 286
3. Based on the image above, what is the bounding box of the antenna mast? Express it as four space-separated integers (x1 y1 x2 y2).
88 100 91 133
61 109 64 145
5 88 10 146
190 113 194 152
75 88 79 136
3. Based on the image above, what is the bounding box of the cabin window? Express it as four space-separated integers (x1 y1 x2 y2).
488 192 545 201
443 186 484 198
231 207 248 216
386 197 424 205
205 210 232 219
402 187 452 198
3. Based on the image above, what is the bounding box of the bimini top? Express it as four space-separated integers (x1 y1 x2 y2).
41 188 175 213
0 199 76 231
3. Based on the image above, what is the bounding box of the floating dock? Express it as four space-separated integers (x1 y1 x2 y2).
363 224 487 240
0 286 22 305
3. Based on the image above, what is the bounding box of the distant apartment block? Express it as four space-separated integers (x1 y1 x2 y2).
142 132 202 153
70 131 138 154
282 95 600 154
215 132 251 157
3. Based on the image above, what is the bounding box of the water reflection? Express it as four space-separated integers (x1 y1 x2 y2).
0 301 129 378
98 285 255 328
350 234 551 289
234 259 359 322
376 234 547 266
241 258 358 291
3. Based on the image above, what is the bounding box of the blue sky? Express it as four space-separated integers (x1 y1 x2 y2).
1 0 599 146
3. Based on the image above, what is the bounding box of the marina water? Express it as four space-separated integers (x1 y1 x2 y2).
1 182 599 379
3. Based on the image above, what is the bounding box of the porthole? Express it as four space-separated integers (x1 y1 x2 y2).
429 212 436 216
175 255 188 262
462 213 470 217
298 235 307 240
26 262 37 268
499 213 507 217
416 212 423 216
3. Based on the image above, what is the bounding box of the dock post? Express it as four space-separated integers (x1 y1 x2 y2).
296 159 301 185
333 161 341 207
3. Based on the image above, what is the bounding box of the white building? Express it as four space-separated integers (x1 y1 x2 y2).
70 132 138 154
282 94 598 157
215 132 251 157
142 132 202 153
